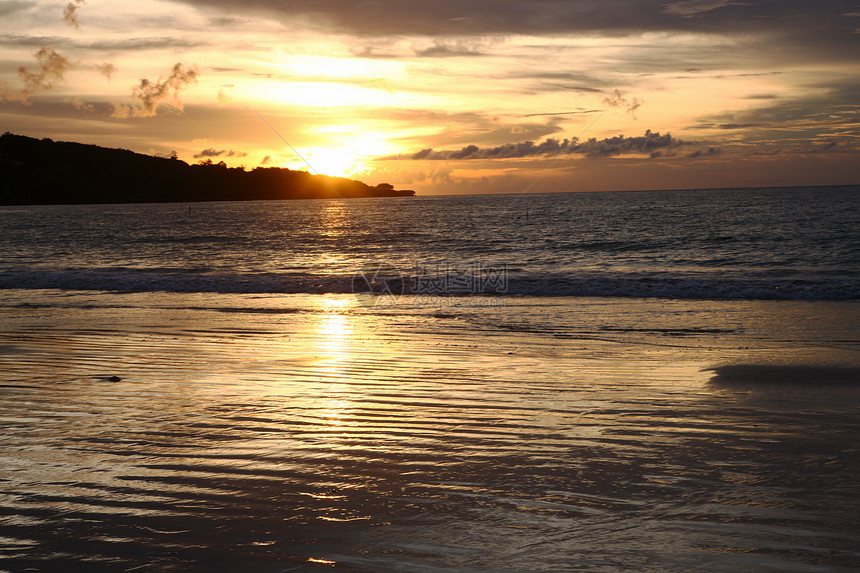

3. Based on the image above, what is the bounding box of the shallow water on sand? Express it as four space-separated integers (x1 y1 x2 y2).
1 291 858 571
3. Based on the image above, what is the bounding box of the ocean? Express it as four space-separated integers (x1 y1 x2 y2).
2 186 858 300
1 185 859 571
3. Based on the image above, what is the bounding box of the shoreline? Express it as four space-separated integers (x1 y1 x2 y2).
2 289 857 378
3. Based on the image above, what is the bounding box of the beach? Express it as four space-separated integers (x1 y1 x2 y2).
1 288 858 571
2 0 858 566
1 188 858 570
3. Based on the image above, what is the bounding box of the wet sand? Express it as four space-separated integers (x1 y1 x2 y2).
1 291 858 571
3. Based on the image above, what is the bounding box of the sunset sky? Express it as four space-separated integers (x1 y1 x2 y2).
1 0 858 194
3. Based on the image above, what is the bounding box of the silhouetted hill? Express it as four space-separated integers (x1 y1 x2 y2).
0 133 415 205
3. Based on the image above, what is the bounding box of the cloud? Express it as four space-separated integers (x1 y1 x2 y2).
68 96 94 112
62 0 85 29
193 147 247 158
350 45 401 59
686 147 720 158
517 71 612 96
384 130 691 160
0 1 33 18
0 34 204 52
0 96 116 119
527 84 604 95
602 89 643 117
413 40 487 57
208 15 248 26
522 109 602 118
16 47 72 100
360 107 568 150
167 1 859 87
216 84 234 103
81 37 206 51
692 77 860 149
662 0 733 17
170 1 857 56
114 62 199 118
95 62 117 80
364 77 397 93
0 34 67 48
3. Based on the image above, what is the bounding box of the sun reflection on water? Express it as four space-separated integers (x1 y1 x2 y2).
312 298 361 432
314 298 356 368
318 396 356 430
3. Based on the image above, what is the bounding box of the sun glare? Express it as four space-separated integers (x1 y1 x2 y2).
284 135 393 178
287 147 367 177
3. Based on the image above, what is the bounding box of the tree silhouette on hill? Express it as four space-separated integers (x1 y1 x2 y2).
0 133 414 205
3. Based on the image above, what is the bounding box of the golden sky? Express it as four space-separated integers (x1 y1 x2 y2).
1 0 858 193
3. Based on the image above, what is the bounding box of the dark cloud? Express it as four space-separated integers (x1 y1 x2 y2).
171 0 859 61
350 46 401 60
193 147 247 158
0 34 204 51
0 95 115 118
113 63 199 118
413 42 486 57
518 71 611 96
0 1 33 18
713 123 766 130
524 83 604 95
686 147 720 158
602 89 642 117
194 148 222 158
82 37 205 51
67 95 94 112
693 77 860 146
527 72 606 84
0 34 68 48
95 62 116 80
662 0 732 18
384 130 691 160
806 141 839 154
16 47 72 100
62 0 85 30
208 15 248 26
523 109 602 118
334 39 489 59
741 140 847 157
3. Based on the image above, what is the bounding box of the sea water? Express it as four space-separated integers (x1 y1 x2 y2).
0 186 858 571
1 186 857 299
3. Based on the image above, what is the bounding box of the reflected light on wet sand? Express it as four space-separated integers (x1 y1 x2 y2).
312 298 361 434
0 292 858 571
313 298 357 370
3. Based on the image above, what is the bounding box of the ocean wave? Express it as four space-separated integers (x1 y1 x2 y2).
1 269 858 301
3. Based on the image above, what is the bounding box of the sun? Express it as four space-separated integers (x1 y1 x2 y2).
274 131 395 178
285 135 395 178
298 147 368 178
